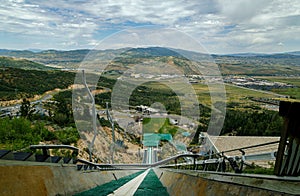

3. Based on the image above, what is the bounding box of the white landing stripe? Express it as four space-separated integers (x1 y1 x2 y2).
108 169 150 196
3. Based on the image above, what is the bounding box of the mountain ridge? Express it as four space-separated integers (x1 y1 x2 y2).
1 47 300 58
0 47 299 75
0 56 55 70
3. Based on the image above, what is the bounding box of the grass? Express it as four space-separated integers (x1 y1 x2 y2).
192 83 212 106
97 75 286 111
96 76 286 112
272 88 300 99
143 118 167 134
243 162 275 175
142 118 180 136
192 82 279 106
225 84 277 101
254 76 300 100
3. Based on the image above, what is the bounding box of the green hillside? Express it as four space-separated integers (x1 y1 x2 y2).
0 56 54 70
0 49 91 69
0 67 75 100
1 48 300 76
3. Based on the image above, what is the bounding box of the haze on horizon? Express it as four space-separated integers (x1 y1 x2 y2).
0 0 299 54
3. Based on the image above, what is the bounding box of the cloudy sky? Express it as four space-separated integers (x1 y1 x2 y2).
0 0 299 54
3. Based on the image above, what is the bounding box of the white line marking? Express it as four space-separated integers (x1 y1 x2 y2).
108 169 150 196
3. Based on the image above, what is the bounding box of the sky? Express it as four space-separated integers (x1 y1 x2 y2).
0 0 299 54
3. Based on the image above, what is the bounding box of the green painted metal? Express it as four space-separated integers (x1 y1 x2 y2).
134 169 169 196
143 133 172 147
74 170 144 196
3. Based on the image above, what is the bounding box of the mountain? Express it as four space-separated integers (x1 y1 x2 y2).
219 53 268 57
0 48 300 75
286 51 300 56
0 56 55 70
0 50 36 58
27 49 43 53
219 51 300 58
123 47 184 58
105 48 300 76
210 50 300 75
0 49 91 69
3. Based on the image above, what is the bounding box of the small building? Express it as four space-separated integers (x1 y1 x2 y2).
199 132 280 168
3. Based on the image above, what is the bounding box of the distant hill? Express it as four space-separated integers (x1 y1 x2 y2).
217 52 300 62
219 51 300 58
286 51 300 56
219 53 269 57
1 48 300 75
213 52 300 76
105 47 300 76
0 56 55 70
123 47 184 58
0 49 90 69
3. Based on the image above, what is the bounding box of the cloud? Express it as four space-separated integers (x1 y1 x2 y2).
205 0 300 53
0 0 299 53
216 0 271 23
277 42 284 46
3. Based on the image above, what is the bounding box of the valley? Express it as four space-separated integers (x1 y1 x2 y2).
0 47 299 163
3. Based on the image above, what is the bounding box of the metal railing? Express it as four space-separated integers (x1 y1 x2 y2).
75 141 280 173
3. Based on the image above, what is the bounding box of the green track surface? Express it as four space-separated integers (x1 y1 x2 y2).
134 169 169 196
74 170 144 196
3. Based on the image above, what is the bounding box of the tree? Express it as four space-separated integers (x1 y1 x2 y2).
20 98 35 120
52 92 73 126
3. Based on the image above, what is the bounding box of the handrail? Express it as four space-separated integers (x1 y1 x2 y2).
30 145 79 151
77 141 279 168
221 140 279 154
77 153 200 169
205 140 280 158
76 141 280 171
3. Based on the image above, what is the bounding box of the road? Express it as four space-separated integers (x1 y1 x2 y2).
0 87 69 116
